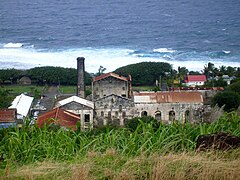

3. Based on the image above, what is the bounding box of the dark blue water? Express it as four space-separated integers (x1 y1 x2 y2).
0 0 240 72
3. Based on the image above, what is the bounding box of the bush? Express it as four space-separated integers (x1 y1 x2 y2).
228 81 240 95
125 116 160 132
212 91 240 112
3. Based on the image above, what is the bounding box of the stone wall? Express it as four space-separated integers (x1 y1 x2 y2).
60 102 94 129
92 76 129 100
94 94 134 126
133 102 203 123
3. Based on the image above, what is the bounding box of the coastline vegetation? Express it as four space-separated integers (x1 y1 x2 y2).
0 112 240 179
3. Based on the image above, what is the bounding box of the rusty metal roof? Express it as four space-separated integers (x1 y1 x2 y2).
0 109 17 123
37 108 80 130
134 92 203 103
93 72 129 82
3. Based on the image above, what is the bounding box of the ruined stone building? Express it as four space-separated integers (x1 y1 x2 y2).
92 72 132 100
133 91 203 123
53 57 204 129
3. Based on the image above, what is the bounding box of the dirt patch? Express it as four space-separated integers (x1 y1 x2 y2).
196 132 240 151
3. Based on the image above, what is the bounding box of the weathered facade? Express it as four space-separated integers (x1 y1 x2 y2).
55 96 94 129
94 94 134 126
133 92 203 123
92 74 203 126
92 72 132 100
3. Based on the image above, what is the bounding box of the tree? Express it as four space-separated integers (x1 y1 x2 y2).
114 62 173 86
228 81 240 95
97 66 106 76
212 91 240 112
0 88 13 108
178 66 188 77
27 66 91 85
0 69 22 84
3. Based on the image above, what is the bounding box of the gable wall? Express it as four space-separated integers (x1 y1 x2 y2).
93 77 129 100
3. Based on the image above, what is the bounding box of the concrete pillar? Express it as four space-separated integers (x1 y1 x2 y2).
77 57 85 98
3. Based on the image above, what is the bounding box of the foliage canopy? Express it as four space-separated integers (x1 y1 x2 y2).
212 91 240 112
114 62 173 86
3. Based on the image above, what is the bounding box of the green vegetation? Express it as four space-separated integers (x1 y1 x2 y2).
58 85 77 94
132 85 156 91
212 91 240 112
0 62 239 87
59 86 92 96
0 113 239 178
114 62 173 86
0 69 22 84
0 88 13 108
0 67 92 86
2 85 46 95
228 80 240 95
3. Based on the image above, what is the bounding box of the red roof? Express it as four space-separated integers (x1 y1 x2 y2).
185 75 207 83
134 92 203 103
0 109 17 123
37 108 80 130
169 87 224 91
93 72 129 82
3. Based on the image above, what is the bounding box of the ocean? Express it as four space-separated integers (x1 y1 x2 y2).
0 0 240 73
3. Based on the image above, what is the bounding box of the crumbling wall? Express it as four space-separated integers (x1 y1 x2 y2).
93 77 129 100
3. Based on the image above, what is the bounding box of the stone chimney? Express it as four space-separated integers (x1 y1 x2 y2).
77 57 85 98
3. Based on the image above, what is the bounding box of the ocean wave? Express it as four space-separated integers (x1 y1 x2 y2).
222 50 231 54
0 46 239 72
153 48 176 53
3 42 23 48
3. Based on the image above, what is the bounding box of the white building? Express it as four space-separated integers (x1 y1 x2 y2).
9 93 34 120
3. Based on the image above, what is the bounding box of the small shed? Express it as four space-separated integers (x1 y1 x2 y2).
19 76 32 85
9 93 34 120
0 108 17 128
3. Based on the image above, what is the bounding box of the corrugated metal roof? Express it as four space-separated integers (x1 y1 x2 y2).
93 72 129 82
0 109 17 123
134 92 203 103
9 94 34 117
37 108 80 130
57 96 94 109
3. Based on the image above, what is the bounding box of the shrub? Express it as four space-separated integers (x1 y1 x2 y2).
125 116 160 132
212 91 240 112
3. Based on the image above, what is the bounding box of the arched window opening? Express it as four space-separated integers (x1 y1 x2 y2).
115 111 118 117
122 111 126 118
155 111 161 121
185 110 190 123
141 111 148 117
108 111 112 121
169 111 175 121
119 105 122 112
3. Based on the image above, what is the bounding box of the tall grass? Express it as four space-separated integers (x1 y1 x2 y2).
0 112 239 164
